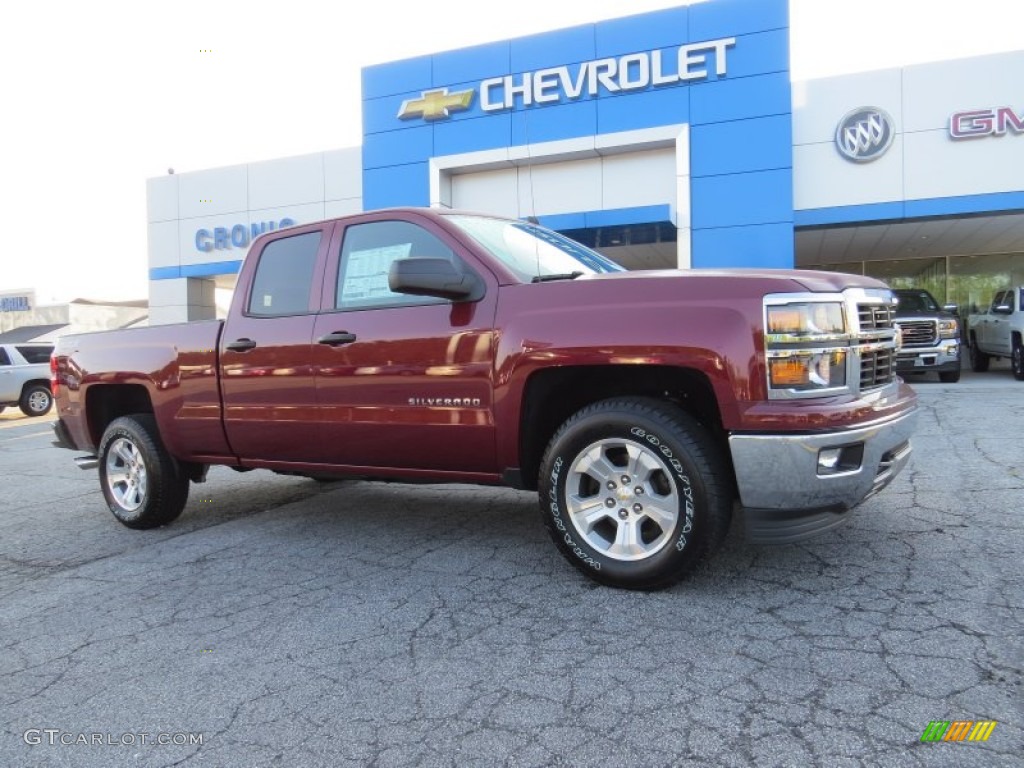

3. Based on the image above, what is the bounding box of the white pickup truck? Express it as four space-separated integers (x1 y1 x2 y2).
0 343 55 416
967 287 1024 380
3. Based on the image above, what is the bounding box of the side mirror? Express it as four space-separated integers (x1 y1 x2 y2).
993 304 1013 315
942 304 959 314
389 258 482 301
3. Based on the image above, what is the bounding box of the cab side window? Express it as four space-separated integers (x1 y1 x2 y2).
335 221 456 311
247 232 322 317
0 348 9 366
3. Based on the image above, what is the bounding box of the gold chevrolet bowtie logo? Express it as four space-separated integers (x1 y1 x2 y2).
397 88 475 121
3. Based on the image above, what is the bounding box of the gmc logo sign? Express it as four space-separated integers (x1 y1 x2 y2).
949 106 1024 139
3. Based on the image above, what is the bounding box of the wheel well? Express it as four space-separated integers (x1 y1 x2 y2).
517 365 727 491
86 385 154 448
20 379 51 396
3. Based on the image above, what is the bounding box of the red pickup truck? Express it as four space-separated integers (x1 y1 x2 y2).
52 208 917 589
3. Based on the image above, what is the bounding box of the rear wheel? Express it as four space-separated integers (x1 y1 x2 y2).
98 415 189 529
538 398 732 591
1013 338 1024 381
969 334 990 372
19 384 52 417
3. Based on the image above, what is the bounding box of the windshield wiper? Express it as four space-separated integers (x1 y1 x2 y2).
531 271 583 283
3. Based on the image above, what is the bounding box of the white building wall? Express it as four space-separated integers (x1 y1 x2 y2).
147 147 362 324
793 51 1024 212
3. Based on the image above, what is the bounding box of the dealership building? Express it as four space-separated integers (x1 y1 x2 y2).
146 0 1024 324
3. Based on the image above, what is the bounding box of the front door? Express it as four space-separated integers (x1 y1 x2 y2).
312 217 497 473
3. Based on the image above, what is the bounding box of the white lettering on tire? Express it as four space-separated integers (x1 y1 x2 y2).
631 426 695 551
548 455 602 570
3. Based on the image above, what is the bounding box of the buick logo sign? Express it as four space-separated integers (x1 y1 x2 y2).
835 107 895 162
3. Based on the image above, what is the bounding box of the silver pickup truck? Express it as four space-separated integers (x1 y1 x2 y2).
892 288 962 383
967 287 1024 381
0 343 54 416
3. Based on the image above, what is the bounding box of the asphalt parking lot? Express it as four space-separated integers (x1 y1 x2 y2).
1 366 1021 767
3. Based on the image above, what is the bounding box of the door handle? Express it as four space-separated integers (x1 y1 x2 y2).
317 331 357 346
225 338 257 352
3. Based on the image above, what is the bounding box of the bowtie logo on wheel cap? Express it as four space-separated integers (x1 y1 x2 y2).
398 88 475 121
835 107 895 162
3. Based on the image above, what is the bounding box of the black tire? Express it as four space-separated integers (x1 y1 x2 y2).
98 415 189 529
969 334 990 372
1013 338 1024 381
538 397 732 591
938 369 960 383
19 384 52 417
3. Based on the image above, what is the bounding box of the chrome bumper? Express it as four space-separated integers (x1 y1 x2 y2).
729 408 917 543
895 339 960 371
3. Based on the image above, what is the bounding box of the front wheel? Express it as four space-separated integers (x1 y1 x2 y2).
1013 338 1024 381
19 384 52 417
969 334 990 372
538 398 732 590
98 415 189 529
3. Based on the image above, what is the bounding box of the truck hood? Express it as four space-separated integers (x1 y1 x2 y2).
574 268 891 294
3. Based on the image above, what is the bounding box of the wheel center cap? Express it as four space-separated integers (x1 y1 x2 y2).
616 487 633 502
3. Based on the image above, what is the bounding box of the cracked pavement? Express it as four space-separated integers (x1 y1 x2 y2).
0 370 1021 767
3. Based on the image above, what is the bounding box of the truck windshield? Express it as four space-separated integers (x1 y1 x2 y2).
445 215 624 282
894 290 939 312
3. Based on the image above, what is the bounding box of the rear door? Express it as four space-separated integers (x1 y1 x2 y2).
311 214 498 473
219 223 332 464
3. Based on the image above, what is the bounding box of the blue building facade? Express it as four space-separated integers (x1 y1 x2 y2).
360 0 793 269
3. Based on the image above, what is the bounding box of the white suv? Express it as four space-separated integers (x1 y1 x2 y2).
0 344 54 416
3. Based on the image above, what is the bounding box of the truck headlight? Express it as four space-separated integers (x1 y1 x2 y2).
768 350 848 391
764 297 857 399
766 302 845 338
938 319 958 339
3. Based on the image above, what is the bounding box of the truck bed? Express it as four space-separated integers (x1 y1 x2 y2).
53 320 230 461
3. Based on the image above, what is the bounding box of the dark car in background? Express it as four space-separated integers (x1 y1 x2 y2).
892 289 961 383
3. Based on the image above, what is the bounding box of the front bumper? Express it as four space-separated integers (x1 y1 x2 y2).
895 339 960 373
728 407 917 544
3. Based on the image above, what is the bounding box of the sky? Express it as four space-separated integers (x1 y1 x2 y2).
1 0 1021 304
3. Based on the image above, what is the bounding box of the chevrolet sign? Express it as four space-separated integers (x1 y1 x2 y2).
396 37 735 121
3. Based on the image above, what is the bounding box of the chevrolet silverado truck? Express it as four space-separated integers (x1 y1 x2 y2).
891 288 961 383
967 286 1024 380
0 342 54 416
51 209 917 589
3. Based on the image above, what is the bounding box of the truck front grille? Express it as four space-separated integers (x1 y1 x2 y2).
860 348 896 389
896 320 937 347
858 304 894 330
856 300 898 391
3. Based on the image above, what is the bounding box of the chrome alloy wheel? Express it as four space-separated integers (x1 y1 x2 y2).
28 389 50 413
105 437 149 513
565 438 680 562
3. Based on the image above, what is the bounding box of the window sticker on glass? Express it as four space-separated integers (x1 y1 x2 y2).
263 295 272 307
341 244 412 303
